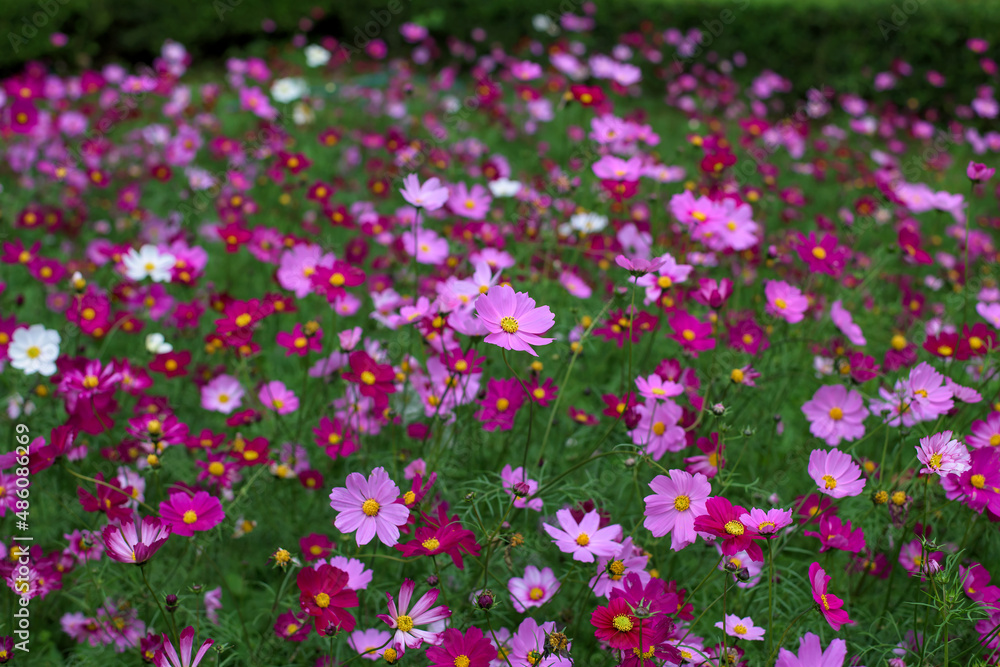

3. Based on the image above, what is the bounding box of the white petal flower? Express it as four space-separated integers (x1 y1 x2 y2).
145 333 173 354
8 324 61 377
304 44 331 67
122 245 176 283
270 77 307 103
487 177 522 198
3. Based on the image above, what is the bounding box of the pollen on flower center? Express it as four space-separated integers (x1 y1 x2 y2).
496 398 510 411
403 490 416 504
652 422 666 436
360 371 376 385
454 655 471 667
208 462 225 476
609 560 626 576
991 434 1000 447
421 537 441 550
612 614 634 632
362 499 381 516
758 521 776 532
314 593 331 608
928 453 943 469
235 313 252 327
822 474 838 490
182 510 198 524
971 474 986 489
500 316 520 333
576 533 590 546
674 494 691 511
26 346 41 359
396 615 414 632
633 645 656 659
529 586 544 600
682 329 695 341
774 298 787 309
812 246 827 260
657 276 672 288
733 624 748 635
828 406 843 420
724 520 744 536
820 594 830 610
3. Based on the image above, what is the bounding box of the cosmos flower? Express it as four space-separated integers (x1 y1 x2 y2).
765 280 808 323
693 496 765 562
7 324 60 377
776 632 847 667
426 627 497 667
809 562 854 630
377 579 451 652
474 284 555 357
542 508 622 562
400 174 450 211
153 627 214 667
102 514 172 565
808 449 867 498
508 565 560 612
915 431 971 476
122 244 176 283
329 467 410 547
715 615 765 641
643 470 711 551
159 492 225 537
801 384 869 447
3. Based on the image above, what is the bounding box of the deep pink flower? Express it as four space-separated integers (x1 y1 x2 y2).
808 449 867 498
692 497 764 562
103 514 172 564
426 627 496 667
474 284 554 357
643 470 711 551
342 351 397 410
153 626 214 667
258 381 299 415
809 562 854 630
967 161 995 182
804 514 866 553
159 491 225 537
297 563 358 634
765 280 808 323
668 312 715 356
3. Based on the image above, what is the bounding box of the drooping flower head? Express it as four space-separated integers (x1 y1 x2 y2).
809 562 854 630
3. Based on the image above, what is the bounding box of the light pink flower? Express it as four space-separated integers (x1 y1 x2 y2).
399 174 449 211
448 182 492 219
474 284 554 357
258 381 299 415
830 300 866 346
542 508 622 562
776 632 847 667
154 626 214 667
329 466 410 547
765 280 808 323
801 384 868 446
377 579 451 652
916 431 972 476
643 469 711 551
715 615 765 641
508 565 560 612
808 449 867 498
201 374 244 414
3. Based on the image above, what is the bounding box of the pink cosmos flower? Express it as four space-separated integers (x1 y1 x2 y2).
508 565 560 612
348 628 393 660
808 449 867 498
542 508 622 562
258 381 299 415
102 513 172 564
403 228 450 265
801 384 868 446
715 615 765 641
967 161 996 182
809 562 854 630
500 465 542 511
159 492 225 537
635 373 683 402
474 284 554 357
907 362 954 421
643 469 711 551
738 507 792 537
830 300 866 346
631 401 686 459
765 280 808 323
154 626 214 667
588 537 649 598
329 466 410 547
916 431 972 476
200 374 244 414
400 174 449 211
776 632 847 667
967 411 1000 449
668 312 716 356
378 579 451 652
448 182 492 219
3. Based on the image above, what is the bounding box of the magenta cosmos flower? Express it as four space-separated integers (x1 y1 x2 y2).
801 384 868 447
425 627 496 667
543 508 622 562
776 632 847 667
643 469 711 551
807 449 867 498
693 497 765 562
916 431 971 476
329 467 410 547
715 615 765 641
830 300 866 346
159 492 225 537
102 514 172 564
154 626 214 667
400 174 449 211
765 280 808 323
474 284 554 357
378 579 452 652
508 565 560 612
809 562 854 630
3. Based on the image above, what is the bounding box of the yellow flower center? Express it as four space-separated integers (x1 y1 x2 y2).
609 560 626 576
928 453 943 469
294 337 307 348
454 360 468 372
182 510 198 524
500 316 519 334
612 615 634 632
26 346 41 359
990 434 1000 447
384 648 398 663
822 474 838 490
454 655 471 667
730 368 744 383
969 336 984 350
330 273 345 286
891 334 907 350
314 593 330 608
235 313 252 327
891 491 907 505
576 533 590 546
529 586 544 601
657 276 672 289
360 371 376 385
682 329 695 341
496 398 510 411
724 520 744 536
970 474 986 489
937 345 953 357
811 247 827 260
421 538 441 551
774 298 787 309
674 495 691 511
286 623 299 635
82 307 96 320
733 624 748 635
208 462 225 476
652 422 666 436
396 615 414 632
362 499 380 516
829 406 843 420
533 388 546 399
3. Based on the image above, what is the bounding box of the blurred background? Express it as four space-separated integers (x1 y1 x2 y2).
1 0 998 104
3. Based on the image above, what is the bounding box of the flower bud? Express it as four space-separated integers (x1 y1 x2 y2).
475 590 495 611
165 594 178 613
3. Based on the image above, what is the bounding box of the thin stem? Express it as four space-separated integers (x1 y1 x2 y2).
141 564 178 646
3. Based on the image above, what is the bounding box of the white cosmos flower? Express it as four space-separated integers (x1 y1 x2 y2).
122 245 176 283
305 44 331 67
270 77 308 103
488 177 522 198
145 333 173 354
292 102 315 126
8 324 61 377
569 212 608 234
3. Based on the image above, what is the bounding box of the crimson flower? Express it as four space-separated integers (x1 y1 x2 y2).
591 597 641 649
395 512 481 569
297 564 358 635
692 497 764 562
809 562 854 630
426 627 496 667
342 351 396 410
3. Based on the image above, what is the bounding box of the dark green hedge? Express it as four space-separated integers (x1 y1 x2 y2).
2 0 999 106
